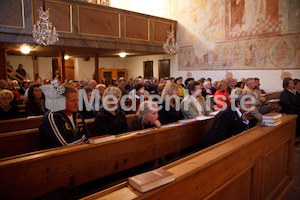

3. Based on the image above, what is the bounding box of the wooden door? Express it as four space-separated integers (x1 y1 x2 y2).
65 59 74 80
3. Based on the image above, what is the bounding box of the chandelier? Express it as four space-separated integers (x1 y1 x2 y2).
32 4 59 46
162 29 179 54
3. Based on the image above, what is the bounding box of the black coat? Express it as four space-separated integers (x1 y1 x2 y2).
25 100 46 116
0 104 19 120
280 89 300 115
130 115 156 131
78 103 96 119
203 107 248 146
158 101 184 125
94 107 129 136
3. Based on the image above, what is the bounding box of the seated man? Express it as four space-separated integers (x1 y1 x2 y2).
40 85 90 147
202 89 254 146
181 81 211 119
244 78 270 125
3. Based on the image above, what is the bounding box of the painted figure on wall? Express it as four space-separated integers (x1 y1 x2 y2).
175 0 298 70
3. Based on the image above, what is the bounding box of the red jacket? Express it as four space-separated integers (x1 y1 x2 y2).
213 89 231 110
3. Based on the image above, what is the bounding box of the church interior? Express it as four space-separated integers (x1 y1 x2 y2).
0 0 299 199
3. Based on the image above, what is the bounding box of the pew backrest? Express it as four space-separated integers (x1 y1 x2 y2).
0 128 40 158
0 117 42 133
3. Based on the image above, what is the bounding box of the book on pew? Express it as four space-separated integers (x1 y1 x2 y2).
261 113 282 120
262 113 282 127
88 135 116 144
263 121 282 127
128 168 175 193
261 118 282 123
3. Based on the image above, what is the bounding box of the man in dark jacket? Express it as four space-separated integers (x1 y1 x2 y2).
203 89 254 146
40 85 90 147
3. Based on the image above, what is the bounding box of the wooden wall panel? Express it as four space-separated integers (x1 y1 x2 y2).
262 139 289 199
78 6 119 38
209 168 252 200
125 15 148 41
153 20 173 43
0 0 24 28
32 0 71 33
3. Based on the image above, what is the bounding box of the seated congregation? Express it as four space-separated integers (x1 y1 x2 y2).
1 72 299 199
1 74 300 147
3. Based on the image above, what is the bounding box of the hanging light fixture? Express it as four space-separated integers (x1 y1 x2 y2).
32 0 59 46
162 28 179 54
162 0 178 54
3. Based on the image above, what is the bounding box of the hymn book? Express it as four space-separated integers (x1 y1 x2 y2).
128 168 175 193
88 135 116 144
262 113 282 127
262 113 282 120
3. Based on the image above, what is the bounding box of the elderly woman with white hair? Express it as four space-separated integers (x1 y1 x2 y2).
0 89 19 120
130 101 161 131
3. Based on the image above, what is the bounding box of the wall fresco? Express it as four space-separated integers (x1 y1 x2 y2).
174 0 300 70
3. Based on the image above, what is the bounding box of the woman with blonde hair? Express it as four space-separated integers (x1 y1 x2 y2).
0 89 19 120
130 101 161 131
158 83 184 125
94 86 128 136
213 80 231 111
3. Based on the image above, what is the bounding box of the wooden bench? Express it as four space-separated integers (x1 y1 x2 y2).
82 114 297 200
264 91 282 101
0 116 42 134
0 114 135 158
0 128 40 158
0 118 212 199
0 114 135 134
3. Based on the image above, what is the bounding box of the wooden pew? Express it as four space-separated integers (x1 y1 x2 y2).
0 116 42 134
0 115 135 158
82 114 297 200
0 128 40 158
0 114 135 134
264 91 282 101
0 118 212 199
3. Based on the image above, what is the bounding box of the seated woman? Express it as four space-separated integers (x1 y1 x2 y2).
280 78 300 137
0 89 19 120
128 83 149 113
158 83 184 125
94 86 129 136
213 80 231 111
280 78 300 114
79 86 96 119
25 84 46 116
130 101 161 131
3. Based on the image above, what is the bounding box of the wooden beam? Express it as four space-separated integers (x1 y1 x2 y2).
58 52 65 82
32 56 36 82
0 48 7 80
94 55 99 83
